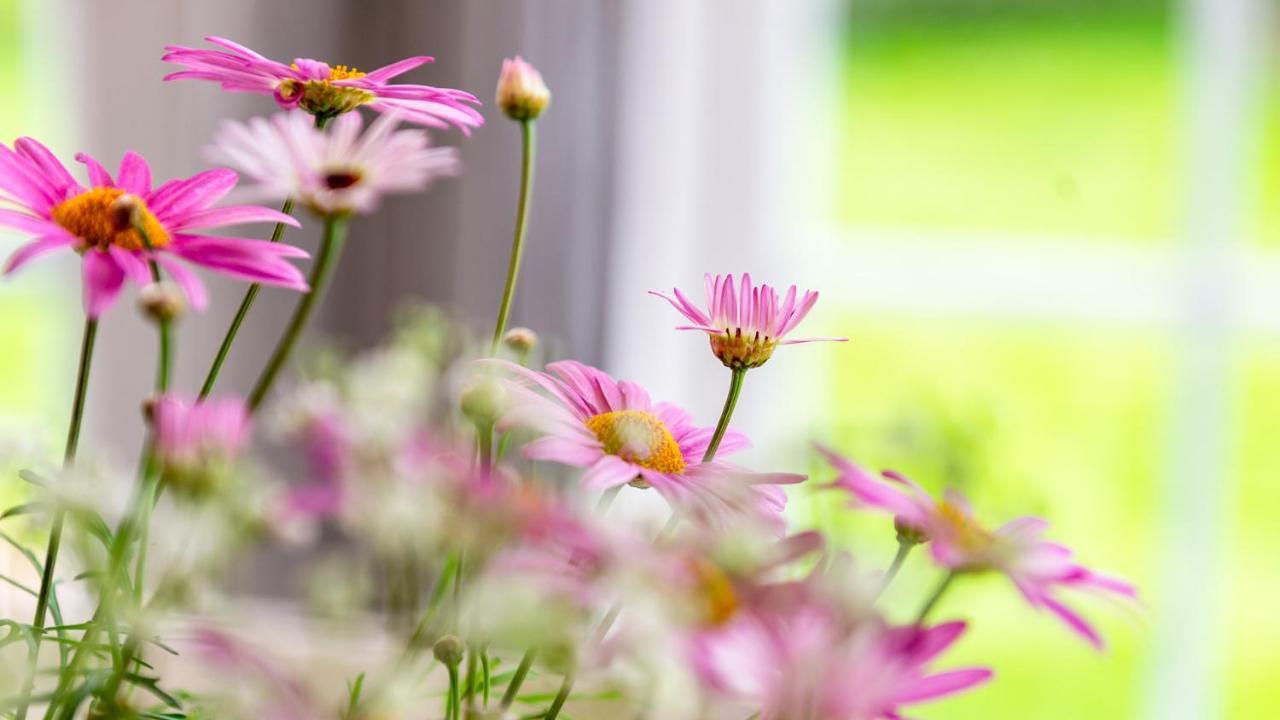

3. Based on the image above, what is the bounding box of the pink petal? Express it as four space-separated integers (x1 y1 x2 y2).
116 151 153 195
580 456 641 491
166 204 300 231
897 668 994 704
4 233 76 274
522 436 603 467
74 152 115 188
82 250 126 318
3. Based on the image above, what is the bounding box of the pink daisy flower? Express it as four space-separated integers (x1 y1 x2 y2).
818 446 1138 648
491 359 803 529
162 36 483 131
651 273 847 369
691 603 992 720
0 138 308 317
207 110 458 217
151 393 251 494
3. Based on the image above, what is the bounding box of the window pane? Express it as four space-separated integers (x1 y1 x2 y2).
840 1 1176 243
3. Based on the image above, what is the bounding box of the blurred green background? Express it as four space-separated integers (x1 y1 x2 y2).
795 0 1280 718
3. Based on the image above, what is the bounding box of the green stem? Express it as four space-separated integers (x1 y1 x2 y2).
15 318 98 720
481 648 491 706
489 119 536 352
500 649 536 709
478 424 494 475
876 539 914 600
198 198 296 399
247 217 348 413
702 368 746 462
463 644 478 711
446 664 460 720
916 571 958 624
544 671 574 720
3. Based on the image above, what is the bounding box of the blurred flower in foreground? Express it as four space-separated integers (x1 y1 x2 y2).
163 36 483 130
491 359 803 529
819 446 1137 648
691 606 992 720
496 56 551 121
207 111 458 217
652 273 846 369
152 393 251 496
0 139 308 316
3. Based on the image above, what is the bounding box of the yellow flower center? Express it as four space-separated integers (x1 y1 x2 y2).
937 500 995 561
51 187 169 252
689 558 738 626
584 409 686 476
286 63 376 116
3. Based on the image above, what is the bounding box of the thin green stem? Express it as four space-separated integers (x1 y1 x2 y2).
595 485 621 515
481 648 491 706
247 217 348 413
876 539 915 600
464 644 478 711
490 119 536 352
15 318 98 720
446 664 460 720
501 649 536 709
702 368 746 462
543 671 574 720
198 198 296 399
916 571 958 625
478 424 494 475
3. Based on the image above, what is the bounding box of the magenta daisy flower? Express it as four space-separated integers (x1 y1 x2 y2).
207 110 458 218
162 36 483 131
0 138 307 317
491 359 803 529
818 446 1137 648
651 273 846 369
151 393 251 494
691 604 992 720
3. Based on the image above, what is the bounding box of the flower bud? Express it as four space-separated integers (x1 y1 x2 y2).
502 327 539 355
496 57 550 121
460 377 507 428
110 193 145 231
138 281 186 323
433 634 465 666
894 517 928 546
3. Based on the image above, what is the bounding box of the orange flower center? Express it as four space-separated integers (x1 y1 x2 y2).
689 558 739 626
51 187 169 252
584 409 686 476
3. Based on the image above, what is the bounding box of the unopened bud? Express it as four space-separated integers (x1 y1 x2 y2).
110 193 144 231
461 377 507 428
894 517 928 546
138 281 186 323
502 327 538 355
433 634 465 666
496 57 550 121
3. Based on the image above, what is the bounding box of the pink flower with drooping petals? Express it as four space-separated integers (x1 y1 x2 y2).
163 37 483 131
207 110 458 217
818 445 1138 648
151 393 251 495
490 359 803 530
691 602 992 720
651 273 847 369
0 139 308 317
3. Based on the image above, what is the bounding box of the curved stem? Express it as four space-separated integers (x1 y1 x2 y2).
915 571 958 625
544 671 574 720
500 649 536 709
489 119 536 352
247 217 348 413
15 318 98 720
875 539 914 600
702 368 746 462
198 198 296 399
